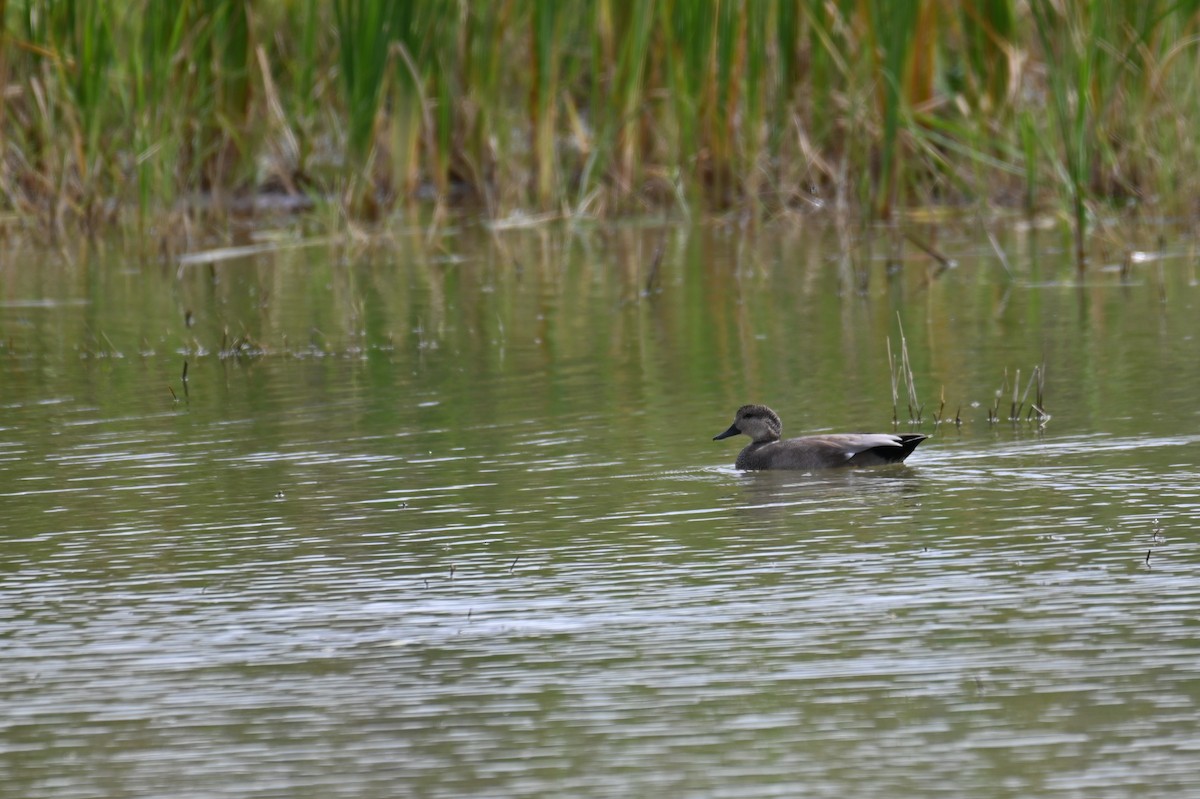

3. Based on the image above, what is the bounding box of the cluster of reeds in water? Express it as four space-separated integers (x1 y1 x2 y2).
889 322 1050 430
3 1 1200 250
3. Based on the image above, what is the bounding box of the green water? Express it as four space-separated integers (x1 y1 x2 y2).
2 221 1199 798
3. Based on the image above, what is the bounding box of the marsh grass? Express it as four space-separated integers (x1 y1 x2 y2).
887 318 923 426
987 364 1049 427
4 1 1200 245
891 314 1048 429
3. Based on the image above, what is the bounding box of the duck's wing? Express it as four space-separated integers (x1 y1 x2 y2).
830 433 927 466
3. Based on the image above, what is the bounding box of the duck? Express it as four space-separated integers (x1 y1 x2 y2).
714 404 927 470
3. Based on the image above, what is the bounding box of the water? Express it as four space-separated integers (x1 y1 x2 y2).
2 222 1200 797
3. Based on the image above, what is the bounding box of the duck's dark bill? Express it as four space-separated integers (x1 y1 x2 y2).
713 424 740 441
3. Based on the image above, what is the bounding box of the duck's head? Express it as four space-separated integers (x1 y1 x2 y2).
713 404 783 444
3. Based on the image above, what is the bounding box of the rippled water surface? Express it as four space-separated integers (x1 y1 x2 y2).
3 222 1200 797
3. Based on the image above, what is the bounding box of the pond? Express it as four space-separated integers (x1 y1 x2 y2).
2 218 1199 798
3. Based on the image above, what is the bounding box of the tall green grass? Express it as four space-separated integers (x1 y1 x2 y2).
1030 0 1095 272
3 0 1200 254
129 2 187 226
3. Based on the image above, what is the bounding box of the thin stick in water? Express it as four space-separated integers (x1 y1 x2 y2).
887 336 899 426
1010 367 1021 421
897 317 922 423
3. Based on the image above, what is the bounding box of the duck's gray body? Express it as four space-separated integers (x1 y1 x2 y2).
714 404 926 470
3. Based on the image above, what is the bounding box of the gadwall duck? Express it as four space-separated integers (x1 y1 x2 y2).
714 404 927 470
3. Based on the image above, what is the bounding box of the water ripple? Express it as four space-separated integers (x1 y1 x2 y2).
4 404 1200 798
